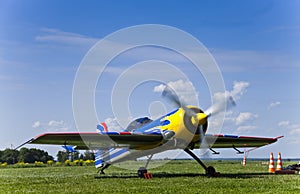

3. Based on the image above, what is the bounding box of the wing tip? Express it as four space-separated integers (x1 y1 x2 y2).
14 137 36 150
275 135 284 139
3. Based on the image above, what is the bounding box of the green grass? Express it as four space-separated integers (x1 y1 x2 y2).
0 160 299 194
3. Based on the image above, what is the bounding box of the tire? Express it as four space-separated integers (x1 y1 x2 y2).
206 166 216 177
137 167 147 178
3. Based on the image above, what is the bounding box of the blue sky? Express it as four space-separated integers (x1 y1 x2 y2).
1 0 300 159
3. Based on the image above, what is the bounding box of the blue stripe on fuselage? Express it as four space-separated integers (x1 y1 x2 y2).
107 148 128 160
95 148 129 167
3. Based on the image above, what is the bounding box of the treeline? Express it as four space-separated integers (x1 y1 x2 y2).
0 148 95 164
0 148 53 164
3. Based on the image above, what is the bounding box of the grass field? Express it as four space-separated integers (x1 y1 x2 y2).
0 160 299 194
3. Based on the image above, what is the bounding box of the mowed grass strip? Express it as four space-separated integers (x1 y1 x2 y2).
0 160 299 194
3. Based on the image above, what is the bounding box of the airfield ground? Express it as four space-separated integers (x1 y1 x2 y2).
0 160 299 193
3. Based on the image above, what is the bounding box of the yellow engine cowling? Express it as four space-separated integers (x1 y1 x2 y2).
158 106 208 146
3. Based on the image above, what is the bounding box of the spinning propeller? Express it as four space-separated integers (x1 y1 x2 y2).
162 85 236 154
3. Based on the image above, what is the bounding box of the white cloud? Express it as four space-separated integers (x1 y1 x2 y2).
206 81 249 120
268 101 281 110
35 28 98 46
236 125 257 132
104 117 123 132
48 120 64 127
277 121 300 136
153 79 198 105
278 121 289 127
202 81 251 134
153 84 166 93
290 128 300 135
236 112 258 125
32 121 41 128
32 120 71 132
212 81 249 108
231 81 249 100
212 49 300 72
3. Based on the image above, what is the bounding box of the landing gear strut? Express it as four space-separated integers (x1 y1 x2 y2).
184 148 217 177
98 163 111 174
137 154 153 178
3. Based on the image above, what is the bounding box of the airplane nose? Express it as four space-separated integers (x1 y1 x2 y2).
191 113 207 126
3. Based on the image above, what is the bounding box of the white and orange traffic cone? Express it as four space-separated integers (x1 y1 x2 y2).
276 152 283 171
268 152 275 173
242 155 246 166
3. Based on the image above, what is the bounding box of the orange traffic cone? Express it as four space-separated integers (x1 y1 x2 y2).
242 155 246 166
268 152 275 173
276 152 283 171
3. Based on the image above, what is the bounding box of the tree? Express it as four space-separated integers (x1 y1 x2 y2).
0 150 3 163
73 152 79 160
1 149 19 164
57 151 69 162
0 148 53 164
18 148 34 163
83 150 95 160
17 148 53 163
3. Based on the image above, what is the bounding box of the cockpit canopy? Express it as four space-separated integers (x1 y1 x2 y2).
125 117 153 132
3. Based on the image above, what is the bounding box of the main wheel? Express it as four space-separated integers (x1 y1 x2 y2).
206 166 216 177
137 167 147 178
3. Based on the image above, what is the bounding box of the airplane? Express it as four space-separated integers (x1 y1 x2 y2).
62 145 77 153
61 145 78 161
17 86 283 177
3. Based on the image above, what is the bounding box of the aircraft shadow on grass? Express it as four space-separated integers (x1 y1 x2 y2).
94 172 272 179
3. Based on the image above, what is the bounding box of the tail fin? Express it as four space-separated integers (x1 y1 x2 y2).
97 122 108 133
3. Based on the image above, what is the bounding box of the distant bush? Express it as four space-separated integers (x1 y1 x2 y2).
15 162 27 168
79 159 84 166
0 162 7 167
73 159 79 166
34 161 44 167
47 160 54 166
0 159 94 168
55 162 62 166
84 160 94 166
64 160 71 166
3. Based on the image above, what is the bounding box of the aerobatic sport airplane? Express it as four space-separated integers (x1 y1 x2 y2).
18 87 282 177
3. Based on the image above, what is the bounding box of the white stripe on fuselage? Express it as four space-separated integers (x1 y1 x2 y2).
97 145 177 167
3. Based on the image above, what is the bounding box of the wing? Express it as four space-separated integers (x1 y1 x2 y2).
22 132 164 150
200 134 283 149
